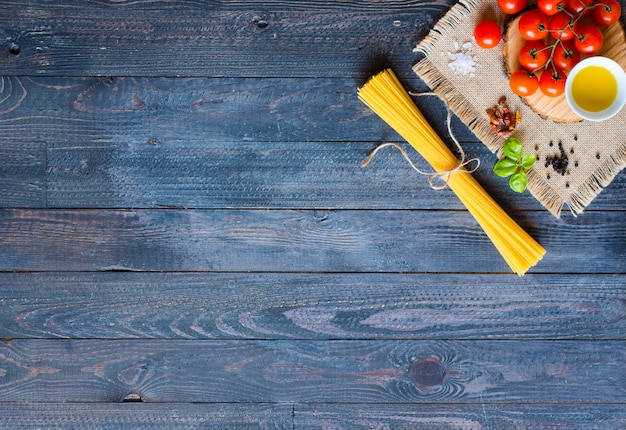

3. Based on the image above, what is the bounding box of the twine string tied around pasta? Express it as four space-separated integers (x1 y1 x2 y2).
361 91 479 190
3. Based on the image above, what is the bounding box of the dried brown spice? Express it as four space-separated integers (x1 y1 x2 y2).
486 96 520 136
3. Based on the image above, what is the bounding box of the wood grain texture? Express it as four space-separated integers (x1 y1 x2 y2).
0 272 623 340
0 403 292 429
0 339 623 403
0 0 450 78
0 208 624 273
0 80 46 207
0 140 45 208
295 404 626 429
1 403 624 429
0 76 440 145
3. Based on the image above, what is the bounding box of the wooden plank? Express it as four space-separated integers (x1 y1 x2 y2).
0 339 623 403
47 139 625 210
47 140 554 211
1 76 622 210
2 402 624 429
0 403 293 429
0 75 470 145
0 0 448 78
0 209 623 273
295 404 626 429
0 272 624 340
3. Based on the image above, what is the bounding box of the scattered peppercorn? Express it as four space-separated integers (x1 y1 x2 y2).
545 140 569 176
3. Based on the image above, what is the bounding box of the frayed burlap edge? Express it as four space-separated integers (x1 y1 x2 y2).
412 0 626 217
566 143 626 214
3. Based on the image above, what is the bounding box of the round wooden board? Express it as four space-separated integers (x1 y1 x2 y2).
504 16 626 123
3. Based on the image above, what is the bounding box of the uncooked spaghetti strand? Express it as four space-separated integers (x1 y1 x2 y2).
385 74 457 164
450 174 539 254
448 177 521 268
447 174 533 274
452 174 540 255
358 71 459 170
448 173 543 273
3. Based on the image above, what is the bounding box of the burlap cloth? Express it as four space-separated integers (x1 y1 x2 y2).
414 0 626 217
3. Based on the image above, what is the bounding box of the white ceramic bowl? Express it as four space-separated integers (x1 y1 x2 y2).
565 56 626 122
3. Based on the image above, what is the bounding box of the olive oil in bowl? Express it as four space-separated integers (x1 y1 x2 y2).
565 57 626 121
571 66 617 112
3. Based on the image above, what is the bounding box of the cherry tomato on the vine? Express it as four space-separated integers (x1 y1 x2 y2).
509 69 540 97
519 40 550 71
539 70 566 97
593 0 622 26
518 9 550 41
575 24 604 54
474 20 502 48
565 0 593 14
538 0 566 16
549 11 576 40
552 41 580 71
498 0 528 14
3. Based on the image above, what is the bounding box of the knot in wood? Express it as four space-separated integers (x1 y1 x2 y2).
409 357 447 390
123 393 143 402
252 16 269 29
8 42 21 56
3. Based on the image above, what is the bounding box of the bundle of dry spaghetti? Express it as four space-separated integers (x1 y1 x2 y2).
358 69 545 276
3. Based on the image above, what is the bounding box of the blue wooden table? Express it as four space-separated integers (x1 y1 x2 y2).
0 1 624 428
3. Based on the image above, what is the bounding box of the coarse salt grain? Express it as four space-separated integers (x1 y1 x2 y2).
447 40 476 77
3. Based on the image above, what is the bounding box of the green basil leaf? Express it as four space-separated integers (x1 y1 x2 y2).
521 153 537 170
509 170 528 193
502 137 523 161
493 158 518 177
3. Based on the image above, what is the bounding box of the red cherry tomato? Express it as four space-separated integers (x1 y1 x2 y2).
574 24 604 54
519 40 550 71
474 20 502 49
518 9 550 41
538 0 566 16
552 41 580 71
565 0 593 14
549 11 576 40
509 69 540 97
498 0 528 14
593 0 622 26
539 70 567 97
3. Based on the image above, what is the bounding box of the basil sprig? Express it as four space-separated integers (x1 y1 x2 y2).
493 137 536 193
